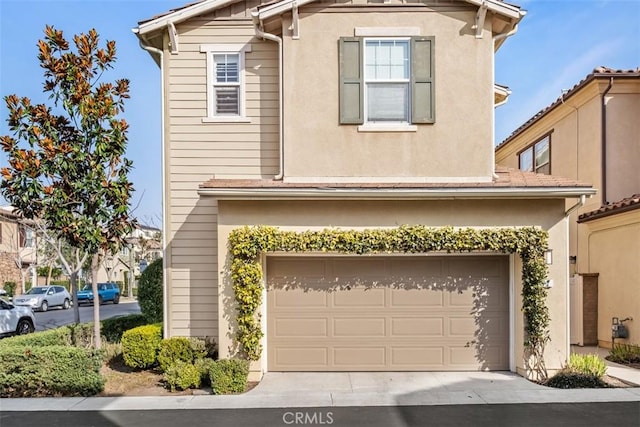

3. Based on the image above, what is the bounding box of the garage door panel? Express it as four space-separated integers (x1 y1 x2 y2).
390 288 444 306
333 347 386 367
267 256 509 371
333 288 385 307
333 317 386 337
391 317 444 336
274 318 328 337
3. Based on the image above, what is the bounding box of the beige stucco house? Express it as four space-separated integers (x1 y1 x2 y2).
495 67 640 348
0 207 37 294
135 0 595 379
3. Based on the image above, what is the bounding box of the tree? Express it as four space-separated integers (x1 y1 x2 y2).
0 26 136 348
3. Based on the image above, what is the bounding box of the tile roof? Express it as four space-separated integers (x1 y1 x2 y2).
496 67 640 151
200 166 593 190
578 194 640 223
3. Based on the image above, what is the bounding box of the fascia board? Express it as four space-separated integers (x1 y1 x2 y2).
257 0 522 21
137 0 239 36
198 187 597 199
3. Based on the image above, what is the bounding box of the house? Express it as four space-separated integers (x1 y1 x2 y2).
495 67 640 348
0 207 37 294
134 0 595 380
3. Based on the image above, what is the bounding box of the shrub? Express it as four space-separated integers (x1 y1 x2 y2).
101 341 123 363
163 361 201 392
608 343 640 364
158 337 194 372
0 345 104 397
0 323 95 349
209 359 249 395
545 370 608 389
121 324 162 369
138 258 163 323
102 314 148 343
567 353 607 378
3 281 17 296
194 357 216 386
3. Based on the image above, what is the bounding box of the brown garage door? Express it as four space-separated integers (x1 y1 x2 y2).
267 255 509 371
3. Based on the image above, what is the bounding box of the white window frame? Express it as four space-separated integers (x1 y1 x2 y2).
363 37 411 125
200 44 252 123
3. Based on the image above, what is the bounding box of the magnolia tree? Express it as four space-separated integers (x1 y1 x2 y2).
0 26 136 348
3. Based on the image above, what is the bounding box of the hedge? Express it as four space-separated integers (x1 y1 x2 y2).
138 258 163 323
0 345 104 397
121 324 163 369
0 323 95 348
102 314 148 343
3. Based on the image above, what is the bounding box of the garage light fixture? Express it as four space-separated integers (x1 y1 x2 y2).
545 249 553 265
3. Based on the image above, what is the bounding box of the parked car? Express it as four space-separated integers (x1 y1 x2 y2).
13 286 71 312
77 282 121 305
0 297 36 337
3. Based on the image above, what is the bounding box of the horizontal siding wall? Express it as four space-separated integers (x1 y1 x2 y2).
166 18 279 337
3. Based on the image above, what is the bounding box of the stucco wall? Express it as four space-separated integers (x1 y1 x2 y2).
282 7 495 181
584 210 640 346
216 198 569 378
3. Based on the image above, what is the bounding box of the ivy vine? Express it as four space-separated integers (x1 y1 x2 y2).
228 225 550 378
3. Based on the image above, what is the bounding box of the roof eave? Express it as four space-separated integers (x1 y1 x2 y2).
198 187 596 200
136 0 238 36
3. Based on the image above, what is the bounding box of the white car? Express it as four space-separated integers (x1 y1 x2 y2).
0 298 35 337
13 286 72 312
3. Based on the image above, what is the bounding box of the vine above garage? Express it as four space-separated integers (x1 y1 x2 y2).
228 225 550 379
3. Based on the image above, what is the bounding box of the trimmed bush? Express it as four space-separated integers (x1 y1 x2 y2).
3 281 17 296
545 370 608 389
0 323 95 349
121 324 162 369
163 361 201 392
567 353 607 378
209 359 249 395
102 314 148 343
158 337 194 372
138 258 163 323
608 344 640 364
0 345 104 397
194 357 216 386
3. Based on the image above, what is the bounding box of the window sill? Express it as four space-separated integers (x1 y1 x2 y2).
357 124 418 133
202 117 251 123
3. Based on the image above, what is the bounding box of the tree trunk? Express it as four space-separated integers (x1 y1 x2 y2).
128 245 135 298
46 264 53 286
70 271 80 324
91 253 102 349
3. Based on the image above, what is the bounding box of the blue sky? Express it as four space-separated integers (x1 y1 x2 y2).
1 0 639 224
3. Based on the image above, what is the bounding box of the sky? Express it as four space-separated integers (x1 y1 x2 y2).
0 0 639 225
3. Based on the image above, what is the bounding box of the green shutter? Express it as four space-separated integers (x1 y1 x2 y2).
339 37 363 124
411 36 435 124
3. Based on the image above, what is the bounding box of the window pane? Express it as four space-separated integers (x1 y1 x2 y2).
535 137 550 169
367 83 408 122
214 54 239 83
215 87 239 115
519 148 533 172
536 163 550 175
365 40 409 80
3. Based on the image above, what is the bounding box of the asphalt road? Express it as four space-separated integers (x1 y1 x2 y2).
33 300 141 331
1 403 639 427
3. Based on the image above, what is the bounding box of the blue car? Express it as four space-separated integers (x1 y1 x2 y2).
77 283 121 305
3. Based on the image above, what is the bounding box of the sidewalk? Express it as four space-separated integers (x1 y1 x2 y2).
2 370 639 412
571 345 640 386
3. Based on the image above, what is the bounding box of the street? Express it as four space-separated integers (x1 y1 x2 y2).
33 300 140 331
1 402 639 427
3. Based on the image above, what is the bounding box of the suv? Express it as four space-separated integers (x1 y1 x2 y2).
0 298 35 337
13 286 72 312
77 282 121 305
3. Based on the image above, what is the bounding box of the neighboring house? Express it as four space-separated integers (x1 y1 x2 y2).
0 207 37 294
495 67 640 348
135 0 594 380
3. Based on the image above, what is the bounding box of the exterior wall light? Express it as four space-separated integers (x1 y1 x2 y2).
545 249 553 265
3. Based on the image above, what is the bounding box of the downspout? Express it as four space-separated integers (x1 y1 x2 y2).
601 78 614 205
565 194 586 217
492 23 520 179
252 14 284 180
137 35 169 338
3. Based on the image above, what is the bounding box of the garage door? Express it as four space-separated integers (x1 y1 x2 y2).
267 255 509 371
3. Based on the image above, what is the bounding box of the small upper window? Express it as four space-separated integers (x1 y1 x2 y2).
201 44 252 122
364 39 410 123
519 135 550 175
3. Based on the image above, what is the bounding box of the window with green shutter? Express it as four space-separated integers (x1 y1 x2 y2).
339 36 435 125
